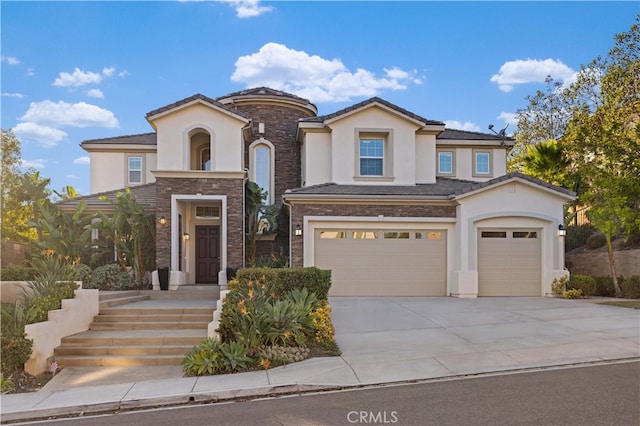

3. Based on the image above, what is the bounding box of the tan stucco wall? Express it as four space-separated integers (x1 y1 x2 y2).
302 131 332 186
90 151 157 193
327 107 421 185
566 249 640 277
153 103 247 172
415 134 437 184
452 180 572 297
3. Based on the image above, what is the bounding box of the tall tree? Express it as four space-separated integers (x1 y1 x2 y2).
1 129 31 243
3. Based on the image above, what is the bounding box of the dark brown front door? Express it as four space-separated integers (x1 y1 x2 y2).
195 226 219 284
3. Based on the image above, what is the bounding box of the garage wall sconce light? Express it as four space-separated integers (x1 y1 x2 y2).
183 233 190 240
558 224 566 237
295 224 302 236
159 216 166 225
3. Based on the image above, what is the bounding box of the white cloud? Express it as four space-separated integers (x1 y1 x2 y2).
53 67 102 87
232 43 422 103
66 174 80 179
118 70 129 77
27 68 35 77
2 92 24 99
444 120 481 132
21 158 47 169
217 0 272 18
73 156 91 165
20 100 119 128
87 88 104 99
490 58 576 92
1 56 20 65
14 122 67 148
102 67 115 77
498 112 518 127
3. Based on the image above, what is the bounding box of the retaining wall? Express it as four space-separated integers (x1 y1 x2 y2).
566 249 640 277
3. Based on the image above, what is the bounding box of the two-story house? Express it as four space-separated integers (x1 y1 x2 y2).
67 87 574 297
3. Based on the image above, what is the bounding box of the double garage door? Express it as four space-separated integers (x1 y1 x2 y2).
314 229 447 296
478 228 541 296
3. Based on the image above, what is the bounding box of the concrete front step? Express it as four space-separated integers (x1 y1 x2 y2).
55 344 194 356
99 307 214 315
61 330 206 346
89 321 210 331
99 294 150 309
55 355 185 367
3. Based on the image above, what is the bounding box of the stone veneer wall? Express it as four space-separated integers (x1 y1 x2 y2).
289 203 457 267
566 249 640 278
155 177 245 270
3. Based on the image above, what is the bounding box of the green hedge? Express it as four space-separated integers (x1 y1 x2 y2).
236 267 331 301
621 276 640 299
593 276 617 297
568 274 597 297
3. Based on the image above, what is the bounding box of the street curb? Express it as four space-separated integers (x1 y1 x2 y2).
2 357 639 424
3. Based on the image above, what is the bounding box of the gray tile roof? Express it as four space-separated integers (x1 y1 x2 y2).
215 87 315 106
81 132 157 146
145 94 250 120
437 128 514 142
299 97 444 126
56 183 157 212
284 172 575 200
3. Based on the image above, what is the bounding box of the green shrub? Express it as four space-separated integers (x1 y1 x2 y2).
551 276 568 296
0 264 34 281
568 274 597 297
75 264 92 288
29 295 61 323
258 345 309 368
620 276 640 299
1 302 39 336
1 373 14 393
182 337 223 377
565 224 594 252
593 276 617 297
219 341 253 373
311 301 337 349
585 233 606 249
90 264 134 290
0 333 33 373
563 288 584 299
236 267 331 301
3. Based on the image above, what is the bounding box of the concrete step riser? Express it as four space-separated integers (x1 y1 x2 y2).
98 308 214 315
89 322 209 331
99 295 150 309
55 345 194 356
93 314 212 322
98 291 140 301
61 336 204 346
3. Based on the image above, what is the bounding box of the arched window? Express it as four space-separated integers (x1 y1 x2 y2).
250 140 274 204
200 147 211 171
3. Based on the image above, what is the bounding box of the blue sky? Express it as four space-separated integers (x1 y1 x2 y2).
2 1 637 197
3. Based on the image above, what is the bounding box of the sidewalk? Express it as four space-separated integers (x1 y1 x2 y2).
2 297 639 423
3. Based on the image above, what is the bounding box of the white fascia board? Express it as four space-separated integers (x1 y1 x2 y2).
453 177 576 202
146 99 250 124
82 144 157 152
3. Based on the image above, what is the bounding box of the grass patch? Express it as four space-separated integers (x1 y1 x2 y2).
598 300 640 309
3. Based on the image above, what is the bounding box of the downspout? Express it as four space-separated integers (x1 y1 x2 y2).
282 196 293 268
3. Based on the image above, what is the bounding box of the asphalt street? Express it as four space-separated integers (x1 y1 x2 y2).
25 361 640 426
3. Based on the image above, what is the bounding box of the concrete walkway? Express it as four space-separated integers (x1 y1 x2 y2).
2 297 638 422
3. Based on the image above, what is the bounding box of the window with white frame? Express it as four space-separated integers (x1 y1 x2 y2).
359 138 384 176
473 150 492 176
437 151 454 175
128 156 142 184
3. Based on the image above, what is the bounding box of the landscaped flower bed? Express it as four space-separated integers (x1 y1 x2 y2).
182 267 339 376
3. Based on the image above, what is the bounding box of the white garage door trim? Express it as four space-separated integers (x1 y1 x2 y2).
477 228 542 296
314 227 447 297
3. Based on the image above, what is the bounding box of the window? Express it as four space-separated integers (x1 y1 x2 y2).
200 147 211 171
481 231 507 238
383 231 410 239
250 141 274 204
474 151 491 176
195 206 220 219
320 231 347 239
128 156 142 184
359 138 384 176
353 231 377 239
513 231 538 239
437 151 454 175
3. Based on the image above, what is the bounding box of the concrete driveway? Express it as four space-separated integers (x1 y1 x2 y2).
330 297 640 383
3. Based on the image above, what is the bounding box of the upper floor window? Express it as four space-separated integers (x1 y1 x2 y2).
437 151 454 175
128 156 142 184
200 147 211 171
473 150 492 177
250 140 274 204
359 138 384 176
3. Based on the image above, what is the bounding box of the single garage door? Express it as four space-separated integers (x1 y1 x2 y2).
478 229 541 296
314 229 446 296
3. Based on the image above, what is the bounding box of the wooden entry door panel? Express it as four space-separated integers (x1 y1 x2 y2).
195 226 219 284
